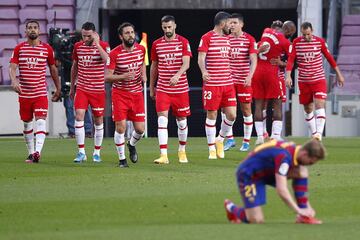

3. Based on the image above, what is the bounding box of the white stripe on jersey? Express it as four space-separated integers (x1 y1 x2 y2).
229 34 252 84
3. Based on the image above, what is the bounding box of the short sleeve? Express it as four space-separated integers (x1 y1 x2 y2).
9 44 20 64
182 38 192 57
274 152 292 176
72 43 78 61
47 45 56 65
198 34 210 52
106 49 117 70
248 35 257 54
150 41 158 61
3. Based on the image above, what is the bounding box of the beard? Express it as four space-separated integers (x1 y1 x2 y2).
28 33 38 40
124 38 135 48
222 28 230 35
165 32 174 38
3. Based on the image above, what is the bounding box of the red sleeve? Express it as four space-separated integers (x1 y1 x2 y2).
321 38 337 68
101 41 111 53
9 44 21 64
198 34 210 52
182 38 192 57
150 41 158 61
286 41 297 71
47 45 56 65
248 35 257 54
72 43 78 61
106 49 117 70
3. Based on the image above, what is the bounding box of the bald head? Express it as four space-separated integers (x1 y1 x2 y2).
282 20 296 38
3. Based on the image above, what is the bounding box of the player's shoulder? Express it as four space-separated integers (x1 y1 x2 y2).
14 41 27 50
135 43 146 52
263 27 273 34
243 32 256 41
313 35 325 43
201 30 214 39
99 40 109 47
110 44 122 55
152 37 164 46
292 36 303 44
176 34 188 41
41 42 54 51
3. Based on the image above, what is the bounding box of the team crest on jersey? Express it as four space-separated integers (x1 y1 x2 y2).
79 55 93 67
26 57 38 69
164 53 176 65
303 52 315 63
39 51 44 56
220 47 229 58
128 62 139 72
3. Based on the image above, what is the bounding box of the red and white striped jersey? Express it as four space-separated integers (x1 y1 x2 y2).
229 32 257 85
107 43 145 93
258 28 290 65
151 34 192 94
198 31 232 87
10 41 55 98
72 40 110 93
286 35 337 83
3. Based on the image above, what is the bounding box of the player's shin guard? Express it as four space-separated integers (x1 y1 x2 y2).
158 116 168 155
114 131 125 160
292 178 308 208
35 119 46 153
315 108 326 136
94 123 104 155
176 119 188 151
205 118 216 151
218 118 235 142
243 115 253 143
304 111 316 136
75 120 85 154
270 120 283 140
23 121 34 155
130 130 144 146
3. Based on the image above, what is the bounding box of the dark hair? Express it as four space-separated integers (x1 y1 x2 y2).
214 11 230 26
161 15 175 23
230 13 243 22
271 20 283 29
117 22 135 35
82 22 96 31
25 20 40 28
301 22 313 30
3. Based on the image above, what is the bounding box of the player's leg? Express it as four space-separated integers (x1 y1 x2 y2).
222 109 236 151
270 98 283 140
32 96 49 162
240 102 253 151
114 120 128 168
89 92 106 162
254 98 265 145
262 102 269 139
73 90 89 162
154 92 170 164
176 116 188 163
299 83 317 138
312 81 327 141
19 97 35 163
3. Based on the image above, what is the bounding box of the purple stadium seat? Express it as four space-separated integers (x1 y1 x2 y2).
46 8 74 23
47 21 74 32
19 0 46 9
342 15 360 26
337 55 360 65
19 8 46 23
0 0 19 7
339 64 360 71
47 0 75 9
0 7 19 19
0 20 20 35
339 46 360 55
19 21 47 37
342 26 360 36
0 38 17 57
339 36 360 46
0 57 11 85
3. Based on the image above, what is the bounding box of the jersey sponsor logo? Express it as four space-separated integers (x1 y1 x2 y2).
26 57 39 69
278 162 289 175
164 53 176 65
128 62 139 72
230 48 241 59
220 47 230 58
303 52 315 63
227 97 236 102
135 113 145 117
79 55 93 67
178 106 190 112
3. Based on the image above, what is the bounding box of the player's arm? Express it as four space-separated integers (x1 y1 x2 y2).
321 40 345 87
93 32 109 62
285 44 296 88
149 60 158 100
105 69 135 83
245 53 257 86
141 61 147 83
9 63 21 94
70 60 78 100
198 52 209 82
49 64 61 102
169 55 190 86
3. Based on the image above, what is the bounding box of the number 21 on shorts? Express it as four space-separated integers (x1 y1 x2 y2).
203 90 212 100
244 184 257 198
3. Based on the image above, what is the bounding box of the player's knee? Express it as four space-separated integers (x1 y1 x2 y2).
248 216 264 224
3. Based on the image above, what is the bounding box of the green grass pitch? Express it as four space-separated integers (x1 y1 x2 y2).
1 137 360 239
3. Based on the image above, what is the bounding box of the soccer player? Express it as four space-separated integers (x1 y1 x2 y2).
223 13 257 152
224 139 325 224
253 21 296 144
286 22 345 141
150 15 192 164
9 20 61 163
105 22 147 168
198 11 236 159
70 22 110 163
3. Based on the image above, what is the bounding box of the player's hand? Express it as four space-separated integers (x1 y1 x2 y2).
92 32 100 46
202 71 210 82
11 80 22 94
286 77 293 88
245 75 252 87
297 208 314 218
123 72 136 81
258 44 270 53
150 87 156 100
337 73 345 87
169 74 180 86
270 57 281 66
51 90 61 102
69 88 75 100
142 76 147 83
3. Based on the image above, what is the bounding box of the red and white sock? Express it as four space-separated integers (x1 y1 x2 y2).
217 118 235 142
205 118 216 151
304 111 316 136
23 121 34 155
315 108 326 136
177 119 188 151
130 130 143 146
271 120 283 140
75 120 85 154
158 116 168 155
35 119 46 154
93 123 103 155
243 115 253 142
222 112 234 140
114 131 125 160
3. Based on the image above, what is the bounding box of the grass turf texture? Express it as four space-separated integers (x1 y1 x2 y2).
0 137 360 240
